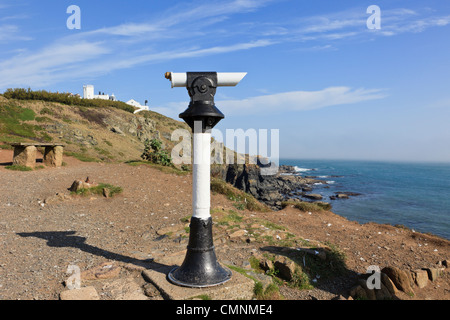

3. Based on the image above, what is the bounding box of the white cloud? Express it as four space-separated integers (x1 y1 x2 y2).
0 38 274 89
0 41 110 88
89 23 163 37
267 7 450 43
160 87 387 118
0 24 31 41
1 1 449 90
0 0 277 89
218 87 387 115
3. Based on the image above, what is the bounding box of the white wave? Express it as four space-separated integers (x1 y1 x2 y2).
326 181 336 184
294 166 312 172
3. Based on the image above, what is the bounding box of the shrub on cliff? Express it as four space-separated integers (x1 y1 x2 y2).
3 88 136 113
281 200 332 212
141 138 172 166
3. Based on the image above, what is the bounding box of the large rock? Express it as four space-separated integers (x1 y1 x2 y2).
349 285 368 300
273 255 297 281
13 146 37 168
381 266 414 295
44 146 64 167
211 163 321 209
381 272 399 296
303 194 323 200
422 268 440 281
259 258 274 271
411 269 429 288
68 179 98 192
357 279 376 300
375 283 392 300
103 114 156 142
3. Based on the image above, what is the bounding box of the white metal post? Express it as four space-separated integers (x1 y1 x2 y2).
192 130 211 221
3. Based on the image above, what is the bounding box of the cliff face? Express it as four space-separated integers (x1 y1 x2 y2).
0 96 190 163
212 163 320 209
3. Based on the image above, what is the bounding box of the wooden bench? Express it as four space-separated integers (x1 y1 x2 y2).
11 143 65 168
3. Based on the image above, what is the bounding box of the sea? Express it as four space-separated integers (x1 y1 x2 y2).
279 159 450 240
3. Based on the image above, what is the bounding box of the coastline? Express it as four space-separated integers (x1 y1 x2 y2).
278 160 450 241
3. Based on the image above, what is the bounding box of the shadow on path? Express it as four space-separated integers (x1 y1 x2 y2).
17 231 171 276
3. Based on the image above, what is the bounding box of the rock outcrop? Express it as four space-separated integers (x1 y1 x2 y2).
349 261 448 300
211 164 321 209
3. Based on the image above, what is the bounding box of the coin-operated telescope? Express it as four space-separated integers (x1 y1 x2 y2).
165 71 247 287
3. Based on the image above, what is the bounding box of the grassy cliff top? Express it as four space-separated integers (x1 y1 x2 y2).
0 89 190 163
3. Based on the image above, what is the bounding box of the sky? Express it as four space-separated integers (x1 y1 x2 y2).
1 0 450 162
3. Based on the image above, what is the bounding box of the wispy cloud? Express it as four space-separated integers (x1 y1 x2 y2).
217 87 387 115
1 1 449 90
252 6 450 43
0 0 275 89
0 24 31 41
0 39 273 88
157 87 387 119
0 41 110 87
381 14 450 36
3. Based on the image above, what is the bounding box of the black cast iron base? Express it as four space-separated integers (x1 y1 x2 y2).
168 217 231 288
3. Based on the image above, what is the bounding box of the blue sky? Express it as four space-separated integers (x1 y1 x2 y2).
1 0 450 162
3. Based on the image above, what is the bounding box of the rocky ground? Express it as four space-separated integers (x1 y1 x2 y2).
0 149 449 300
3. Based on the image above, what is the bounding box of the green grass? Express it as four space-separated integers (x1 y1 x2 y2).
103 140 113 147
71 183 123 198
0 103 55 142
35 116 52 123
260 220 285 231
180 215 191 223
189 294 211 300
281 200 332 212
125 160 189 176
64 151 99 163
215 210 243 226
94 147 111 156
5 165 33 171
253 282 283 300
39 107 54 116
227 264 283 300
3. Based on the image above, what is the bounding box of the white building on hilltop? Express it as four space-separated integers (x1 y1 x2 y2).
127 99 150 114
83 85 116 101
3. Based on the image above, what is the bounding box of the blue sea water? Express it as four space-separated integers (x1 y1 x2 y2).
280 159 450 240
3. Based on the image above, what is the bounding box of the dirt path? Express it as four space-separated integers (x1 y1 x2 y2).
0 149 448 300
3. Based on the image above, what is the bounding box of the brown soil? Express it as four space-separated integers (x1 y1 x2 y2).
0 149 448 300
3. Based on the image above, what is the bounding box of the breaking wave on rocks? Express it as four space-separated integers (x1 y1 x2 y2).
293 166 313 172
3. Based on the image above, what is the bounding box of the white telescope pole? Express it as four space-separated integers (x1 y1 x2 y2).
192 125 211 221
